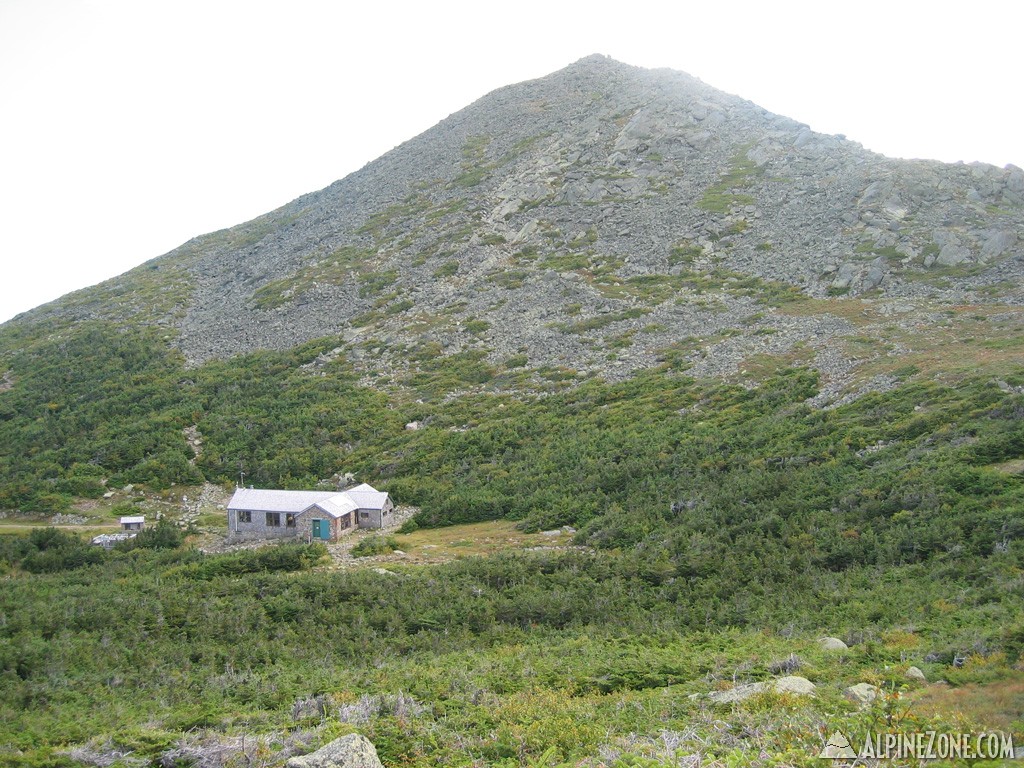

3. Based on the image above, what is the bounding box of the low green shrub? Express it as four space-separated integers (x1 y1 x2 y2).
352 535 400 557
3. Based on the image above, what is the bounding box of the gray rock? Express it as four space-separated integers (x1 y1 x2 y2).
50 513 88 525
819 637 849 651
844 682 880 707
859 181 886 205
286 734 383 768
980 229 1017 260
747 145 774 166
906 665 927 682
863 257 887 290
774 676 816 696
708 681 767 703
707 675 815 703
793 128 814 148
1006 167 1024 194
936 242 970 267
932 231 971 267
830 264 857 290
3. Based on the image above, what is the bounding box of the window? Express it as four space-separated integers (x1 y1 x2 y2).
286 513 296 528
266 512 281 527
238 510 252 523
360 511 369 519
340 513 351 529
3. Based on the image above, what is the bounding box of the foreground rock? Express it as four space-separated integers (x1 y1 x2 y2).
286 734 383 768
844 682 880 707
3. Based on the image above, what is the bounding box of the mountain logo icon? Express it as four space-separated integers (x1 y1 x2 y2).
819 731 857 759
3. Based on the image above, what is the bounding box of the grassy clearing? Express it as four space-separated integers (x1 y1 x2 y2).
901 261 992 286
850 306 1024 381
733 346 816 383
392 519 573 561
990 459 1024 476
776 297 885 327
452 135 493 187
777 299 1024 383
252 245 377 309
912 676 1024 735
0 522 119 536
698 144 763 214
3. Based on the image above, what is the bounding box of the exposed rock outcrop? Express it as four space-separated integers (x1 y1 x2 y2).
708 675 816 703
10 55 1023 400
844 682 880 707
906 665 927 682
286 734 383 768
818 637 849 652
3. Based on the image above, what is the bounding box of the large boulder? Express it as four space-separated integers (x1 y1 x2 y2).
830 263 858 290
774 676 816 696
863 256 887 290
980 229 1017 260
906 666 927 683
844 682 880 707
932 230 971 267
708 675 816 703
707 681 768 704
286 734 383 768
818 637 849 652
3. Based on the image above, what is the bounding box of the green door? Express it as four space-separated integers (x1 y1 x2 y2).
312 519 327 540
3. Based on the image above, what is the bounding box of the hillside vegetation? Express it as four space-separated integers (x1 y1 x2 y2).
2 321 1023 563
1 526 1022 766
0 321 1023 765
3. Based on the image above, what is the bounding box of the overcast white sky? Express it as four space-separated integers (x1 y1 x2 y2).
1 1 1021 323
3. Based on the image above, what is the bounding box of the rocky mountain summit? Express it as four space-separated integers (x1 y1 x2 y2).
14 55 1024 400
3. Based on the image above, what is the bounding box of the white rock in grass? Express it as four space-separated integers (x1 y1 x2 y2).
774 676 817 696
287 734 383 768
844 682 880 707
708 675 816 703
906 665 927 682
819 636 849 651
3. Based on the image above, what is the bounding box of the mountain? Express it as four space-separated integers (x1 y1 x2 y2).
13 54 1023 405
1 54 1022 510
